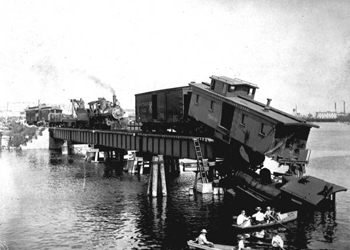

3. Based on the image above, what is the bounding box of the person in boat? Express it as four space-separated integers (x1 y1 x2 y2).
270 207 278 220
251 207 265 224
271 230 284 249
264 206 273 223
237 235 245 250
236 210 251 226
253 229 266 239
196 229 214 247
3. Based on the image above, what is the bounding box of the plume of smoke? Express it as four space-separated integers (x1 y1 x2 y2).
88 75 116 96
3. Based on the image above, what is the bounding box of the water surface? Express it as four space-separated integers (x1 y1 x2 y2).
0 122 349 249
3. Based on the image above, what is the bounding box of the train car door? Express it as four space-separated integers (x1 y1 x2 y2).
152 94 158 119
184 93 191 117
220 102 235 130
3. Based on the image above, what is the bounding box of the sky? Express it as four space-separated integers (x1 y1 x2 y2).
1 0 350 115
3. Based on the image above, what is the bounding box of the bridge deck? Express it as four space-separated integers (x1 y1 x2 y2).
49 128 215 159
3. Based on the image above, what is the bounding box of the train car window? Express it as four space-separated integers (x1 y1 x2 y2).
240 114 246 126
184 93 191 116
248 88 253 96
210 100 214 111
228 86 235 92
195 94 200 104
211 80 216 90
259 123 266 136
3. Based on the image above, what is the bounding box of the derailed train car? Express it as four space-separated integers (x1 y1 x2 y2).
188 75 318 169
188 75 347 207
135 75 347 207
135 76 319 169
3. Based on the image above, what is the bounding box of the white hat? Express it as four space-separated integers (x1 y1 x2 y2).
201 229 207 233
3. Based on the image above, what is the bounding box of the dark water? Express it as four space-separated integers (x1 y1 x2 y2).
0 123 349 250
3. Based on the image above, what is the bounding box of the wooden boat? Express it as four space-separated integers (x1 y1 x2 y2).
232 211 297 231
248 230 273 242
187 240 235 250
187 240 262 250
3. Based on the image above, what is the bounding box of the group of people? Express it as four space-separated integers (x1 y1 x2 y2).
238 231 284 250
193 206 284 249
195 228 284 249
236 206 279 226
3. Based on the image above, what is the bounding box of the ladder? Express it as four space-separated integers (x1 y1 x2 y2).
193 138 208 183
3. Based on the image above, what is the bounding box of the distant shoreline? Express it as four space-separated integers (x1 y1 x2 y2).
306 119 350 123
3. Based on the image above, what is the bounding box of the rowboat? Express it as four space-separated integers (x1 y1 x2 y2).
187 240 261 250
248 230 273 242
232 211 297 231
187 240 235 250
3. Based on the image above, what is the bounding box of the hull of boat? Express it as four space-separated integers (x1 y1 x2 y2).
187 240 235 250
232 211 297 231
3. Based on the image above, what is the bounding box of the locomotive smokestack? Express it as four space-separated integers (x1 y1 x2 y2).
264 98 272 111
113 95 116 106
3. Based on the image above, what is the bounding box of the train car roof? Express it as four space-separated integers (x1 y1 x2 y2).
25 105 62 111
135 86 191 96
210 75 259 89
25 106 39 111
191 83 319 128
40 105 62 109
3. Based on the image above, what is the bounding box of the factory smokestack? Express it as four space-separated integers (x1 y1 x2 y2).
335 102 337 113
344 101 346 114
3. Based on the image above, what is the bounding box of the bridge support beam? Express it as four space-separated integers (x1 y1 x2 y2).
49 137 65 150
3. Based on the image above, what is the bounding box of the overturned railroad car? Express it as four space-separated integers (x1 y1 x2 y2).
188 75 319 170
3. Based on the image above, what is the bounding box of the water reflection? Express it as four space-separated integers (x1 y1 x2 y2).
299 210 337 244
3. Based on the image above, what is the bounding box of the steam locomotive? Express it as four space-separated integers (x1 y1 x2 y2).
26 95 128 130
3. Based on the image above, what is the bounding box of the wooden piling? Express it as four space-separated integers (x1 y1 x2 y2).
147 167 152 196
61 140 70 155
151 156 159 197
127 159 134 173
93 149 99 162
127 151 136 173
138 157 144 175
158 155 167 196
